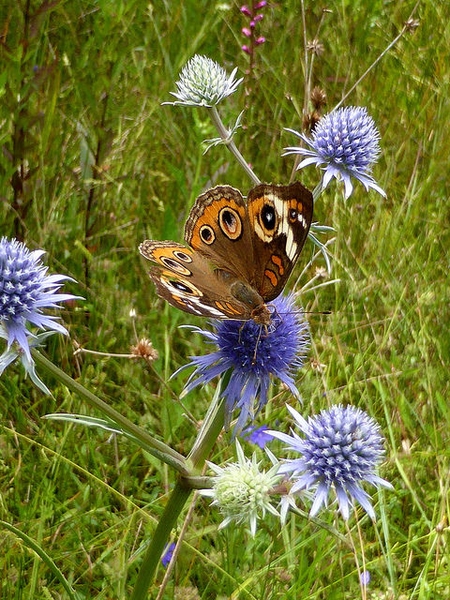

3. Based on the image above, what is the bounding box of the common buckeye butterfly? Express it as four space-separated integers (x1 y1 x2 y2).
139 182 313 325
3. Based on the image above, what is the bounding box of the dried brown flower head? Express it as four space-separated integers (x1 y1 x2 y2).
302 110 322 134
404 18 420 33
306 39 324 56
310 86 327 111
131 338 159 363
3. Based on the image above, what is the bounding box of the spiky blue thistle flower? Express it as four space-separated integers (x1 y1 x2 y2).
268 404 392 520
284 106 386 199
0 237 79 390
0 331 54 394
165 55 243 107
177 294 310 434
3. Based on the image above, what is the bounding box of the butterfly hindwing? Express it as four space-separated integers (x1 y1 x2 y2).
139 240 256 320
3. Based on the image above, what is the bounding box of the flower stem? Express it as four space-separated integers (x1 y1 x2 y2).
208 105 261 185
34 351 229 596
189 399 225 469
334 9 419 111
130 377 228 597
32 350 188 475
130 479 192 600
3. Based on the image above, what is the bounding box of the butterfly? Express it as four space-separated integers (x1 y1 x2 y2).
139 182 313 326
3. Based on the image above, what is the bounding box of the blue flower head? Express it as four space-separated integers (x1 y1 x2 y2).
177 294 310 434
284 106 386 199
0 237 79 391
269 404 393 520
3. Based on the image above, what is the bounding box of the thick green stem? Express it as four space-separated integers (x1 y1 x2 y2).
32 350 188 475
34 353 229 596
188 393 226 469
130 380 227 597
130 480 192 600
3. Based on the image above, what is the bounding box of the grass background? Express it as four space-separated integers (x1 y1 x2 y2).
1 0 449 598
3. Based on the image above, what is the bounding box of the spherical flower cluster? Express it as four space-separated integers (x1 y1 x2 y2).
0 237 77 359
200 441 281 536
166 55 243 107
177 294 310 434
0 237 79 392
268 404 392 520
284 106 386 199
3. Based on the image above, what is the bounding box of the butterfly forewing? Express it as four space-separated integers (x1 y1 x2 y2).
247 182 313 301
184 186 256 283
